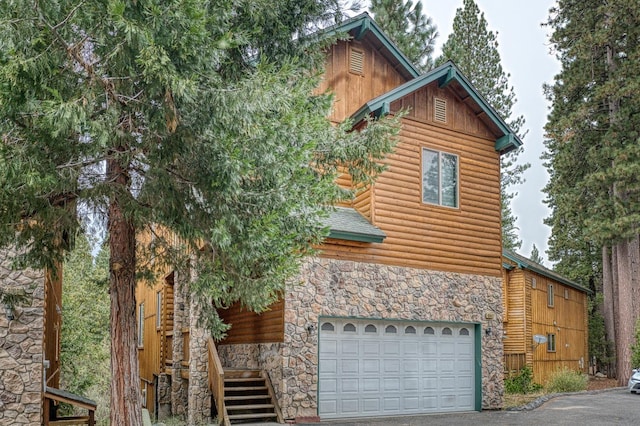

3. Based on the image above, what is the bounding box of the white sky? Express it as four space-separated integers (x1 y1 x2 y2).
420 0 560 262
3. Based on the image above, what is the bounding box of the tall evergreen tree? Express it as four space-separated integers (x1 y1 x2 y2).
529 244 543 265
370 0 438 71
0 1 400 423
544 0 640 383
436 0 529 251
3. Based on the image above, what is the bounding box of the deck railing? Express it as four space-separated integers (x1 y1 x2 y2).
207 337 229 426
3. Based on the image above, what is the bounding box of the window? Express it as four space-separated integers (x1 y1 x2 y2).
531 278 537 289
343 323 356 333
422 148 458 208
405 326 416 334
442 327 452 335
321 322 335 332
156 291 162 328
460 328 470 336
548 284 555 307
385 325 397 334
547 333 556 352
424 327 435 335
365 324 377 333
564 288 569 299
138 303 144 348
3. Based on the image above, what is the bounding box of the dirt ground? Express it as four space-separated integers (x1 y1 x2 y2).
587 375 620 390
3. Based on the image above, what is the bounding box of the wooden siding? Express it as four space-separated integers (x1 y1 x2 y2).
503 263 589 385
44 265 62 389
318 39 409 123
217 299 285 345
320 110 502 277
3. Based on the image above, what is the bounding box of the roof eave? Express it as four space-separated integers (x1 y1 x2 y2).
328 230 385 244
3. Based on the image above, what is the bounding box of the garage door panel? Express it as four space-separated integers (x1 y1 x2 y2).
319 318 476 419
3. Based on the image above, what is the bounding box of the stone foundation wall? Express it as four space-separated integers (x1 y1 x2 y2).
0 248 45 426
281 257 504 419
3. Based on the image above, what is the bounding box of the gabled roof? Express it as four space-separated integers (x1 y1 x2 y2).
503 249 592 294
350 61 523 154
321 12 420 81
324 207 386 243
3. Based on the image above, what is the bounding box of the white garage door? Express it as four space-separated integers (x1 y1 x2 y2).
318 318 476 418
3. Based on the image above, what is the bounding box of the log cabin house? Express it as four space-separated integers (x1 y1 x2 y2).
502 249 591 385
135 13 523 424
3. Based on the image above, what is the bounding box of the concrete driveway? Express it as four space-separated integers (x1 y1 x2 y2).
298 388 638 426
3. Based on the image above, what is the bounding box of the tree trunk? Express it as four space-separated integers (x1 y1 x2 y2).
108 155 142 426
616 240 635 386
602 245 616 377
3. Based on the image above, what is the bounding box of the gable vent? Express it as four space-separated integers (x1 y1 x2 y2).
434 97 447 123
350 47 364 75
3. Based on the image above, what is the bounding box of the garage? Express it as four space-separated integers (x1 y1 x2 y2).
318 318 478 418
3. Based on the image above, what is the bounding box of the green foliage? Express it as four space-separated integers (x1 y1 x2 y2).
370 0 438 71
504 366 543 394
545 368 588 394
589 294 615 372
529 244 543 265
0 2 402 421
631 316 640 368
60 235 110 424
435 0 529 250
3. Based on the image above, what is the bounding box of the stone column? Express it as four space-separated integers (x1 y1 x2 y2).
0 248 45 426
171 269 188 418
187 294 211 424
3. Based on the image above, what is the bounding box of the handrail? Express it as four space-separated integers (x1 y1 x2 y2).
261 371 284 424
207 337 230 426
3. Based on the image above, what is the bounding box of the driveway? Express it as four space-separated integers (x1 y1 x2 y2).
298 388 637 426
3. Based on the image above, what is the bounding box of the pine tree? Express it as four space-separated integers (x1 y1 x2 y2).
0 2 400 423
529 244 543 265
544 0 640 384
370 0 438 71
436 0 529 251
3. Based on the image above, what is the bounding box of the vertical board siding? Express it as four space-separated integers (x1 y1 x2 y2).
503 261 589 386
318 40 409 123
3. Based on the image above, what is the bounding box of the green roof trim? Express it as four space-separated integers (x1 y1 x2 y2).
503 249 592 294
350 61 523 154
324 207 386 243
320 13 420 80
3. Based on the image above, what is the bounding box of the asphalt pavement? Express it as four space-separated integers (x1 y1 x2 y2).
297 388 638 426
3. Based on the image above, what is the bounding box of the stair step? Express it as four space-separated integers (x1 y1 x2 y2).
227 403 275 411
225 395 271 401
225 377 266 383
228 412 278 420
224 369 262 378
225 386 267 392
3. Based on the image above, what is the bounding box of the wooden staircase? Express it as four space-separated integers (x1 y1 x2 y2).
223 369 282 424
208 338 283 425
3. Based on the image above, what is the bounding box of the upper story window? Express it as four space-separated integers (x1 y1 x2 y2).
422 148 458 208
548 284 555 307
547 333 556 352
138 303 144 348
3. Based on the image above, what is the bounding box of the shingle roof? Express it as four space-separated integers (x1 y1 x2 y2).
324 207 386 243
503 249 592 294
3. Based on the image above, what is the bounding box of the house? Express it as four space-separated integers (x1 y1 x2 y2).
0 248 96 426
502 249 591 385
135 13 522 424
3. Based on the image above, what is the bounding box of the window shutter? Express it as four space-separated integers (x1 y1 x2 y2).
434 97 447 123
350 48 364 75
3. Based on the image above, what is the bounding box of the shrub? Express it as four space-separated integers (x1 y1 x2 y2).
545 367 588 393
504 366 542 394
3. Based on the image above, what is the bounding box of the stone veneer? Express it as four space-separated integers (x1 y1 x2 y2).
0 248 45 426
219 257 504 421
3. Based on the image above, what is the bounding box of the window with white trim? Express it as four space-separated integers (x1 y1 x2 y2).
422 148 458 208
156 291 162 328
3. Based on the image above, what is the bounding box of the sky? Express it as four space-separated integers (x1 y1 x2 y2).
420 0 560 263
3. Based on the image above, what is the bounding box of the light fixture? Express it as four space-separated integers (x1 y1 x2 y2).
3 303 15 321
485 327 492 336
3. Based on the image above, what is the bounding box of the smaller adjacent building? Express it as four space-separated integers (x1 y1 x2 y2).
502 249 591 385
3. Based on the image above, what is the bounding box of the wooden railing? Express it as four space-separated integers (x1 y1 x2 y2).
504 353 527 375
207 337 230 426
